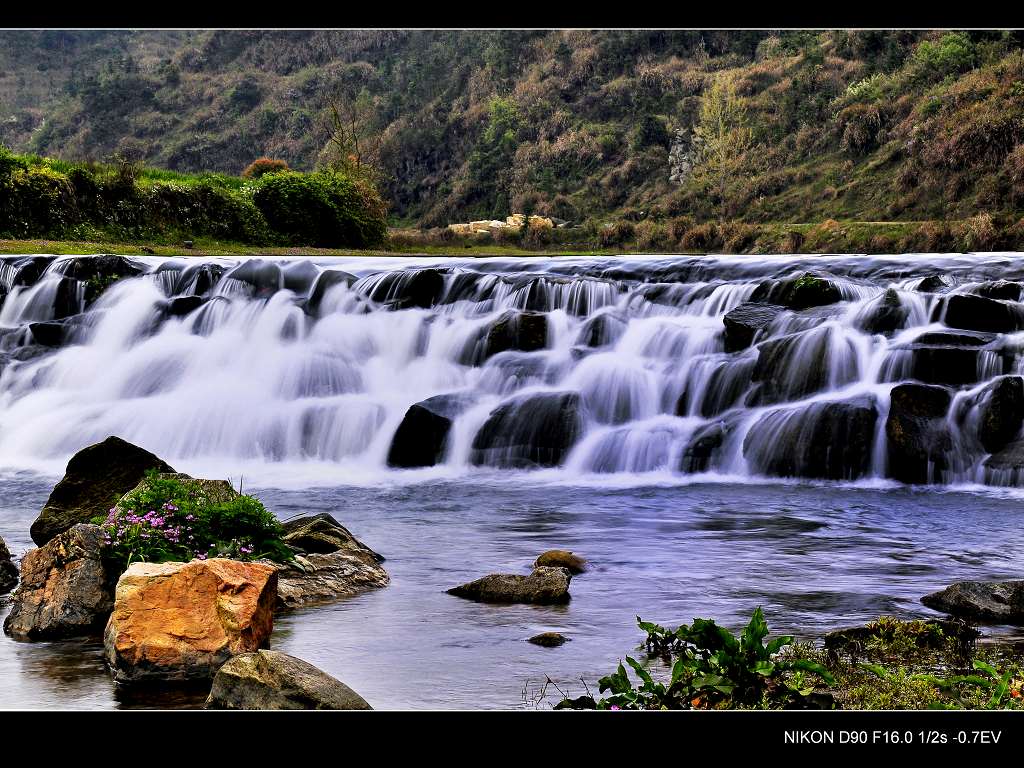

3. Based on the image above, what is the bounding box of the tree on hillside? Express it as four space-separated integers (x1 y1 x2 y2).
691 73 753 221
317 87 385 183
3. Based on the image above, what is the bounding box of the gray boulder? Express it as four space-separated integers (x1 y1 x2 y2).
722 303 785 352
921 581 1024 624
447 566 572 604
206 650 372 710
3 524 117 640
0 535 17 594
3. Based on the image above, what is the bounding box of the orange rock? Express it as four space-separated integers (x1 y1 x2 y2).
104 558 277 684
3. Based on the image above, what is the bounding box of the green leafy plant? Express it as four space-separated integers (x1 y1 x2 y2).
861 659 1023 709
94 469 293 571
597 608 835 710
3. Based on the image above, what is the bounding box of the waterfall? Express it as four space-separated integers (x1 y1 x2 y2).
2 252 1024 487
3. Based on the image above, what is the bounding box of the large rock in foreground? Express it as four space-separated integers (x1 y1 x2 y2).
921 581 1024 624
0 535 19 595
104 559 277 684
447 566 572 604
31 436 175 546
3 524 117 640
206 650 372 710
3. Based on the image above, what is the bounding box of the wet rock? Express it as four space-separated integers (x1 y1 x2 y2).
749 272 842 310
11 255 54 287
554 695 597 710
885 383 953 484
935 293 1024 334
52 276 83 319
31 436 175 546
387 393 475 468
447 566 572 604
916 274 955 293
913 330 995 347
470 392 583 469
743 397 879 481
898 344 993 387
974 280 1023 302
0 535 17 594
225 259 282 297
722 302 786 352
576 311 627 348
856 288 909 336
747 328 840 406
206 650 372 710
175 262 225 296
529 632 569 647
282 513 384 563
977 376 1024 454
104 559 277 684
982 439 1024 481
365 268 446 310
165 295 206 317
680 420 730 473
306 269 358 316
460 311 548 365
3 524 117 640
678 357 757 418
534 550 586 574
281 261 321 294
268 550 390 611
921 581 1024 624
28 320 69 347
57 255 144 305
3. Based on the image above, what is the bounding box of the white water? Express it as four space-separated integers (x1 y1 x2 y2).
1 252 1024 489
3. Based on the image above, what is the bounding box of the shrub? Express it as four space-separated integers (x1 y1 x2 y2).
958 212 998 251
242 157 290 179
634 220 671 250
95 470 293 571
838 104 883 154
681 222 719 251
251 170 387 248
0 165 78 238
912 32 977 83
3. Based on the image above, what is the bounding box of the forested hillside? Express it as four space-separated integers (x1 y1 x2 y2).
2 29 1024 237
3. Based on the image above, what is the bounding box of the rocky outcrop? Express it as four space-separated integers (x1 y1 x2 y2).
3 524 117 640
104 559 277 684
206 650 372 710
386 393 475 468
269 513 389 610
447 566 572 604
921 581 1024 624
31 436 175 546
935 293 1024 334
0 535 18 594
885 383 953 484
744 397 879 481
722 303 785 352
749 272 842 310
977 376 1024 454
470 392 583 469
534 550 586 574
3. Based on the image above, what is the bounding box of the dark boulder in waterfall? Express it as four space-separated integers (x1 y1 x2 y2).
856 288 909 336
30 436 175 546
743 397 879 481
680 420 731 473
11 255 54 287
461 311 548 365
52 277 83 319
746 327 850 406
224 259 282 297
982 440 1024 483
175 262 226 296
915 274 956 293
921 581 1024 624
677 356 756 418
913 330 995 347
977 376 1024 454
387 393 475 468
576 311 627 348
470 392 583 469
933 293 1024 334
722 303 786 352
896 343 995 387
0 534 17 594
281 261 321 294
973 280 1023 302
165 295 207 317
749 272 842 310
28 320 70 347
365 269 446 310
447 566 572 604
56 255 144 306
885 383 953 484
306 269 358 316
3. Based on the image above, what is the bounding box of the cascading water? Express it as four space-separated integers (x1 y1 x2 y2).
3 252 1024 488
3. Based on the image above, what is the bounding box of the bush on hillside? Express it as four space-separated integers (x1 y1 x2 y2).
242 157 290 179
251 170 388 248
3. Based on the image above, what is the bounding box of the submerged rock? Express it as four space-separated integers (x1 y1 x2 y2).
206 650 372 710
470 392 583 469
104 558 277 684
31 436 175 546
0 535 18 595
529 632 569 647
921 581 1024 624
576 311 627 349
3 524 117 640
722 303 785 352
447 566 572 604
534 550 587 574
885 383 953 484
305 269 358 316
386 393 475 468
